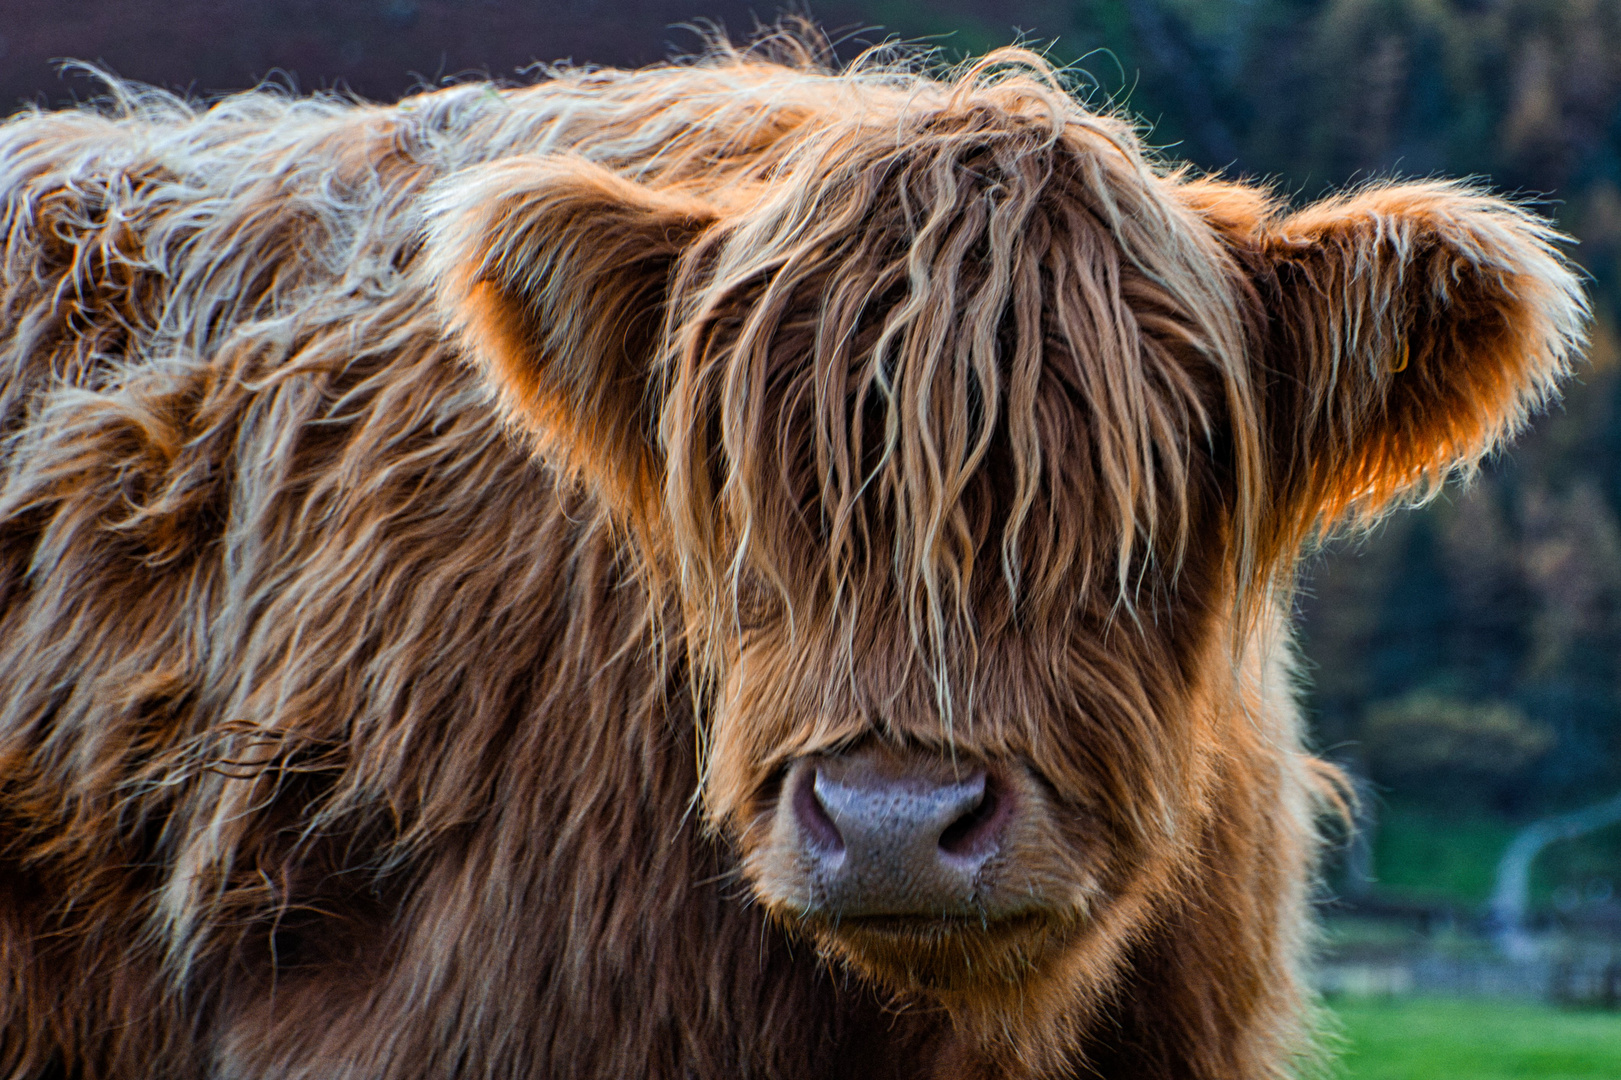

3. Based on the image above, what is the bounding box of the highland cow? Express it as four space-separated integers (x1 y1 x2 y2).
0 33 1587 1080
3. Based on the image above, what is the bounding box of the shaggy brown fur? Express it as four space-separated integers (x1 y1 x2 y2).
0 31 1587 1080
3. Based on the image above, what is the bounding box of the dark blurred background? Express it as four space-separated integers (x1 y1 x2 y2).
7 0 1620 951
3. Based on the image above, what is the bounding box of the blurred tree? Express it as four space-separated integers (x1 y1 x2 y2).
1362 691 1554 808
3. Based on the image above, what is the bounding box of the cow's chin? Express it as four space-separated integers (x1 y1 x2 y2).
792 908 1085 997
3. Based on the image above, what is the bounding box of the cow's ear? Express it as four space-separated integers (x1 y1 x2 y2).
426 157 719 524
1226 181 1587 535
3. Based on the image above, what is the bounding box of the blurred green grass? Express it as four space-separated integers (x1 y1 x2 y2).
1360 804 1621 908
1330 998 1621 1079
1369 806 1518 906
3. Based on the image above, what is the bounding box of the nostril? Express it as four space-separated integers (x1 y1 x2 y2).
796 769 845 854
937 776 1005 859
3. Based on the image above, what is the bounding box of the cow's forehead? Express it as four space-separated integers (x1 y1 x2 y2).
660 122 1248 656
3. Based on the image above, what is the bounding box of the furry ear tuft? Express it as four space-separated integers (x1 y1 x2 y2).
1250 181 1588 537
425 157 719 524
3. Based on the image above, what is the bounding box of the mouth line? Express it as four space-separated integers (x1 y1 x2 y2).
804 909 1050 941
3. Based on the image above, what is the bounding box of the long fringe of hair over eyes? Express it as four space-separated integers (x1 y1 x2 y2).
640 42 1264 723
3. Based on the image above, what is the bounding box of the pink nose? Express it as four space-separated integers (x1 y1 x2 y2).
784 748 1011 917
